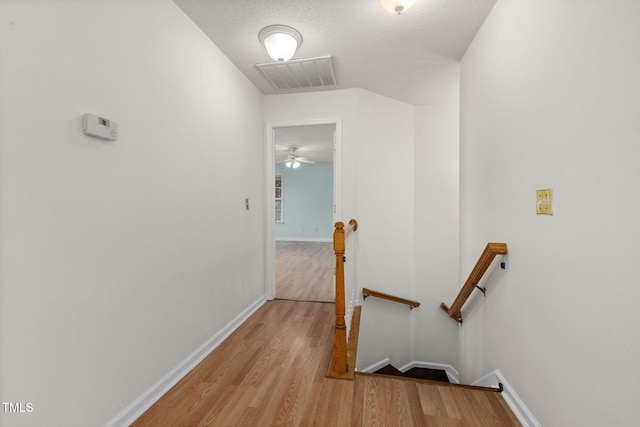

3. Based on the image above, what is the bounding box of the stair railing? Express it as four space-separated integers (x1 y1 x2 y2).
362 287 421 310
440 242 508 324
327 219 359 380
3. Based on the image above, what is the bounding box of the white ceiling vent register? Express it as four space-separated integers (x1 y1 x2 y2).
256 55 337 91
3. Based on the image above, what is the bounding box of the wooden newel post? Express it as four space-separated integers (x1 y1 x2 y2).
331 221 348 376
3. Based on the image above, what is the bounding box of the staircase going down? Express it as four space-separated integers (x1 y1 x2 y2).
374 364 450 383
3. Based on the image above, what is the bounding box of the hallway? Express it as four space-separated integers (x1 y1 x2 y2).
132 300 520 426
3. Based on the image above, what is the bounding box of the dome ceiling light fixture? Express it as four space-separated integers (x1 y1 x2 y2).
258 25 303 63
380 0 417 14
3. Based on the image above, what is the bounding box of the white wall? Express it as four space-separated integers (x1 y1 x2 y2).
266 90 361 221
266 90 461 369
0 1 264 425
413 104 460 366
353 89 416 368
460 1 640 426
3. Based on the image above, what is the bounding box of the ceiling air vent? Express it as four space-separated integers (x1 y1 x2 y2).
256 55 337 91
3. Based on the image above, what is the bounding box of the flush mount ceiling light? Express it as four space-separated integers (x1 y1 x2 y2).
259 25 303 63
380 0 416 14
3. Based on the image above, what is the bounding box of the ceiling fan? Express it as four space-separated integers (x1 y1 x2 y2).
276 148 315 168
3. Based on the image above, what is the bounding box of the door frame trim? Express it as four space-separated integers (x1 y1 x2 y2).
265 118 343 299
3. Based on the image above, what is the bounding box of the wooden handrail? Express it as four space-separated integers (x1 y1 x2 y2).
344 218 358 237
362 288 421 310
327 219 358 379
440 242 508 324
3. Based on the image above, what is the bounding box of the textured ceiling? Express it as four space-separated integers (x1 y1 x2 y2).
173 0 496 105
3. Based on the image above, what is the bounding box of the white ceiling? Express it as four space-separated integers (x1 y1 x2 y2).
274 124 335 163
173 0 496 106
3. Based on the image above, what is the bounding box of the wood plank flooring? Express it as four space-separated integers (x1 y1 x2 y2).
276 241 334 302
132 300 521 427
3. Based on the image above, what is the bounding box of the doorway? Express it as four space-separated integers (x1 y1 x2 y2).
265 119 342 302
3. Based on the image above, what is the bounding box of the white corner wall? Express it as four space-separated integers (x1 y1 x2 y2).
413 104 460 366
460 1 640 426
353 89 416 368
0 1 264 426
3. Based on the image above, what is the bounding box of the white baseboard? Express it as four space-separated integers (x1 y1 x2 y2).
472 369 541 427
359 357 391 373
275 237 332 242
397 361 460 384
105 295 268 427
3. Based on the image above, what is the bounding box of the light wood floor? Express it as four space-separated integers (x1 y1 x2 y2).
276 241 334 302
132 300 521 427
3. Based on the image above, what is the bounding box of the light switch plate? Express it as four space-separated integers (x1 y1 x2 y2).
536 189 553 215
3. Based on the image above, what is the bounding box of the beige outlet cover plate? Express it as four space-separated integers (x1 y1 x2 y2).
536 189 553 215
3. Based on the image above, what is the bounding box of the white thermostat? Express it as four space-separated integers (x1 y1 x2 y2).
82 113 117 141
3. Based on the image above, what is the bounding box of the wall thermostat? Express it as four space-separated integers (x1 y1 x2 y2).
82 113 117 141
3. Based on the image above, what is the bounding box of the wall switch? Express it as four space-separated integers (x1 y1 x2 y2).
244 198 249 210
536 189 553 215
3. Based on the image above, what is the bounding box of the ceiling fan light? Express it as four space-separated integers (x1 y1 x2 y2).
285 160 293 168
293 160 300 168
259 25 302 62
379 0 416 14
